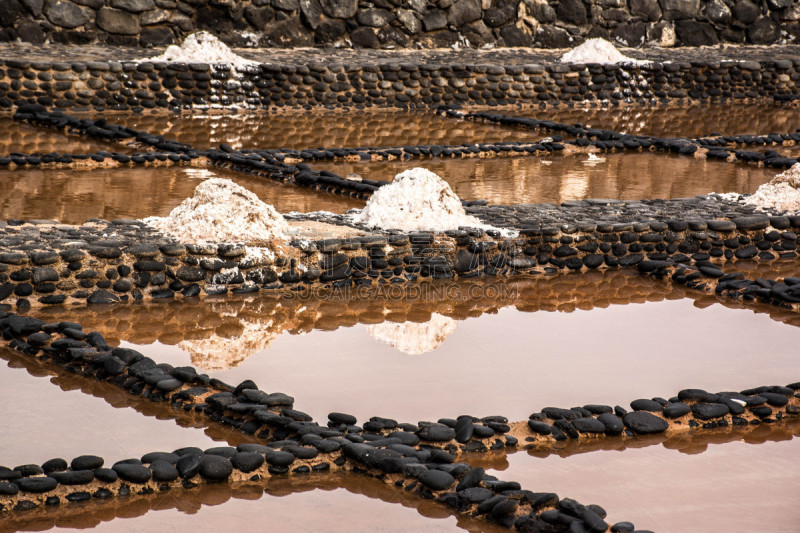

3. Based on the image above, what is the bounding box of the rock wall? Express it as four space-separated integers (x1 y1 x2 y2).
1 0 799 49
2 55 800 111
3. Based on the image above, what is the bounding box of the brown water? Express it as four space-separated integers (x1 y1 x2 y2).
0 118 127 156
88 109 540 151
317 151 777 204
0 150 778 224
21 272 800 425
515 101 800 138
0 166 360 224
0 472 506 533
479 423 800 532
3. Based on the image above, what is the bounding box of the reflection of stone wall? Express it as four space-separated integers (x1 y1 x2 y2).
27 264 800 370
1 0 798 48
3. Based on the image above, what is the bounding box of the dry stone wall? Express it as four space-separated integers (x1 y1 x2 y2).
1 0 799 49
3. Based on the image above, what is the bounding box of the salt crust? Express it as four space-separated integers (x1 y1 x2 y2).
143 178 290 258
560 38 649 65
743 163 800 213
353 167 509 234
139 31 259 73
367 313 458 355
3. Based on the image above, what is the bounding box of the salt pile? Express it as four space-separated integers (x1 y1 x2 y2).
144 178 290 246
560 38 648 65
743 163 800 213
367 313 458 355
353 167 497 233
140 31 258 72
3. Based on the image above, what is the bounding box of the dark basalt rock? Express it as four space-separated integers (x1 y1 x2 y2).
663 402 691 418
149 460 179 482
71 455 103 470
417 469 455 490
112 463 152 483
622 411 668 434
691 403 730 420
199 454 233 481
17 476 58 493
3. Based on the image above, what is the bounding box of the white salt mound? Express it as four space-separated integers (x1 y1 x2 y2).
141 31 258 71
144 178 290 245
367 314 458 355
353 167 494 232
560 38 647 65
744 163 800 213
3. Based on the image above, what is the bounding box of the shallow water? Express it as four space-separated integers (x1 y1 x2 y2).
23 272 800 425
479 423 800 532
0 166 360 224
0 473 506 533
317 151 777 204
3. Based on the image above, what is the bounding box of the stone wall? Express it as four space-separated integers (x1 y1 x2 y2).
2 55 800 111
1 0 799 49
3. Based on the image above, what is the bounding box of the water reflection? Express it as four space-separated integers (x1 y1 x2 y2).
367 313 458 355
0 472 506 533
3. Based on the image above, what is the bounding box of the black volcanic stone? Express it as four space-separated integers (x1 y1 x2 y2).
459 487 494 503
41 458 68 474
150 460 179 482
176 455 202 479
417 425 455 442
760 392 789 407
51 470 94 485
17 476 58 493
0 482 19 495
71 455 103 470
691 403 730 420
417 469 454 490
231 453 264 473
199 454 233 481
94 468 118 483
527 420 553 435
456 466 484 492
328 412 357 425
141 452 179 465
630 399 664 412
571 417 606 433
597 413 624 435
454 416 474 443
622 412 668 434
265 451 295 467
112 463 151 483
663 402 691 418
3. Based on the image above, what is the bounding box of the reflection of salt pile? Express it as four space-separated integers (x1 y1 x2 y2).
144 178 290 247
353 167 494 232
367 313 457 355
140 31 259 73
179 318 280 371
560 38 648 65
744 163 800 213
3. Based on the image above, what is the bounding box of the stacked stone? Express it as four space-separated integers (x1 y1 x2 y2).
2 57 800 111
0 0 798 49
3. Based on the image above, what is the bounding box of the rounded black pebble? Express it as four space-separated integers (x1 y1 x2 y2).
199 454 233 481
41 458 68 474
622 412 668 434
112 463 152 483
94 468 118 483
454 416 474 443
150 460 179 482
491 498 519 518
597 413 624 435
417 469 454 490
0 482 19 495
630 399 663 412
528 420 552 435
17 476 58 493
176 455 202 479
71 455 103 471
663 402 691 418
328 412 357 425
611 521 635 532
265 451 295 467
691 403 730 420
51 470 94 485
204 446 237 459
141 452 180 465
66 491 91 502
231 452 264 473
